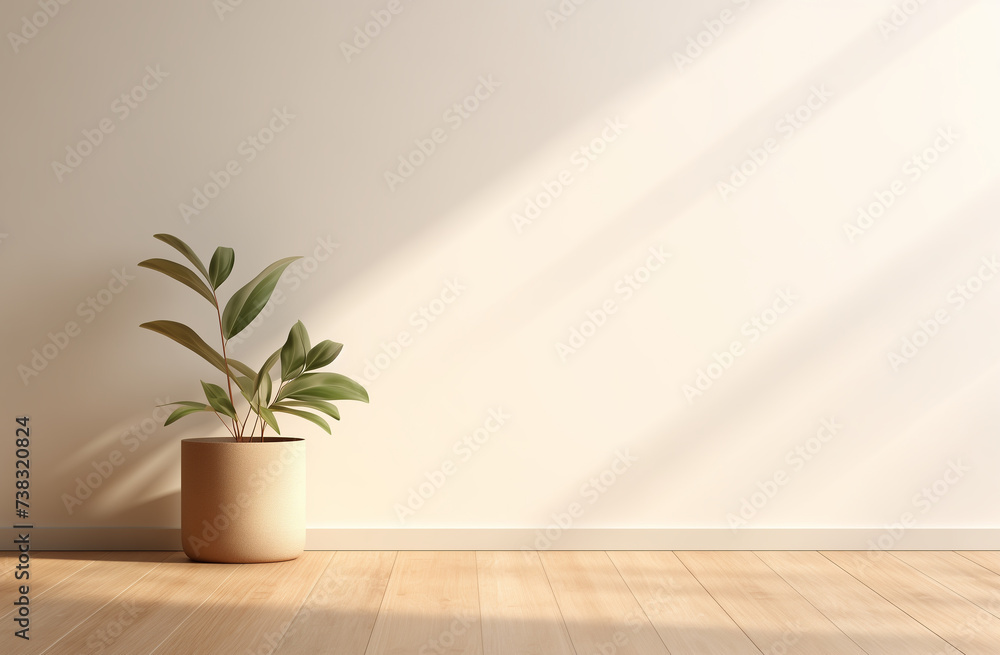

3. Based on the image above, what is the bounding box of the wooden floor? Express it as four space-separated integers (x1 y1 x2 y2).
4 551 1000 654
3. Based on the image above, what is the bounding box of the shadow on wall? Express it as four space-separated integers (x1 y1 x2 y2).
1 0 989 529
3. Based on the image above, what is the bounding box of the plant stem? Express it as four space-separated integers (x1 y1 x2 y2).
257 379 287 443
212 291 240 440
212 410 236 438
248 410 261 443
240 404 253 435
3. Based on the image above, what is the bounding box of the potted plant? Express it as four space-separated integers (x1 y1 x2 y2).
138 234 369 563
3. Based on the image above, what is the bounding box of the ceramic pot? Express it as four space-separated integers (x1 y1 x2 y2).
181 437 305 563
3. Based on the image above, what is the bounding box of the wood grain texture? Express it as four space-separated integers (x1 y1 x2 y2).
6 550 999 655
824 550 1000 655
609 550 762 655
677 551 866 655
39 552 239 655
2 551 173 655
364 551 483 655
540 551 670 655
960 551 1000 576
274 551 396 655
1 552 14 575
893 550 1000 618
1 551 107 621
477 551 576 655
148 551 333 655
758 550 961 655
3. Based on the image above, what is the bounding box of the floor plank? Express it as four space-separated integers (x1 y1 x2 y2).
41 552 240 655
540 551 670 655
148 551 333 655
960 551 1000 576
824 550 1000 655
893 551 1000 619
274 551 396 655
609 550 762 655
477 551 576 655
364 551 483 655
677 551 866 655
3 551 173 655
0 551 107 621
758 550 961 655
7 550 1000 654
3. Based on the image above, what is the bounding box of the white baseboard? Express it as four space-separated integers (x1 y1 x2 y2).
3 527 999 551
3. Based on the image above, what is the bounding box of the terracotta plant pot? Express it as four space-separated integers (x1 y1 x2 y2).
181 437 305 563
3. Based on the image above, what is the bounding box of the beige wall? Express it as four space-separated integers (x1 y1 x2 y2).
1 0 998 548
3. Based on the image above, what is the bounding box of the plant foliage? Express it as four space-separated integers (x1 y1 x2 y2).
139 234 369 441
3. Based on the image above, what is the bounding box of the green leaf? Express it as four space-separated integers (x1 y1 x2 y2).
138 258 216 305
208 247 235 290
274 372 369 404
162 401 211 426
258 371 273 406
259 406 281 435
227 358 257 380
271 406 331 434
280 321 310 381
237 373 270 409
254 348 281 404
234 376 255 404
304 340 343 372
277 399 340 421
201 381 237 421
221 256 300 339
141 321 254 391
141 320 229 376
153 234 210 280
